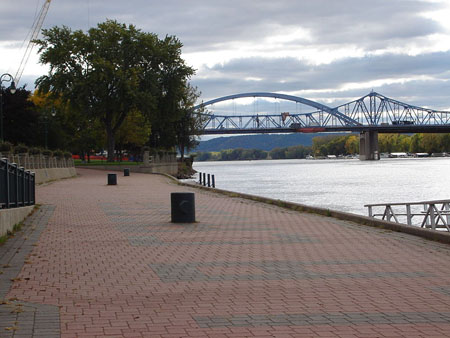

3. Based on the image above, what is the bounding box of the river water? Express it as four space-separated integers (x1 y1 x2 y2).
191 158 450 217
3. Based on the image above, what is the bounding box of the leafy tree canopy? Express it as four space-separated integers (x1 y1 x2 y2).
35 20 195 161
1 86 38 146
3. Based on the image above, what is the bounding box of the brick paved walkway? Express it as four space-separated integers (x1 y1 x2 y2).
1 168 450 337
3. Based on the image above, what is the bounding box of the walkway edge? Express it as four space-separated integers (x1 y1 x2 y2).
0 205 60 338
165 174 450 245
0 206 34 237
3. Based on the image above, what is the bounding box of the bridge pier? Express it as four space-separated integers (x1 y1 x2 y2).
359 131 380 161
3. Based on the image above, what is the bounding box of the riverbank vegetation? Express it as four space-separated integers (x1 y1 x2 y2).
193 133 450 161
311 133 450 156
195 145 312 161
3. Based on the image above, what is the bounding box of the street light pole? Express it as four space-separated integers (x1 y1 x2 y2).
0 73 17 142
43 114 48 149
42 107 56 149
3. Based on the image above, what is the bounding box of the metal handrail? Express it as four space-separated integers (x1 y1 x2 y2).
365 199 450 231
0 158 35 209
365 199 450 207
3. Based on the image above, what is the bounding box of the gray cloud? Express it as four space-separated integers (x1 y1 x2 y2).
193 77 450 112
1 0 445 49
192 51 450 110
198 51 450 91
2 0 449 111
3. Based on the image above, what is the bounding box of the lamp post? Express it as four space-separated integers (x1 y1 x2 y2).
0 73 16 142
42 107 56 149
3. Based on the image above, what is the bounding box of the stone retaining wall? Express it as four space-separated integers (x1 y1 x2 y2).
0 153 77 184
77 162 178 176
0 153 75 169
0 206 34 237
33 167 77 184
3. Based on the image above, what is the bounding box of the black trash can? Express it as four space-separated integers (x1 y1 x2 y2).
124 168 130 176
171 192 195 223
107 173 117 185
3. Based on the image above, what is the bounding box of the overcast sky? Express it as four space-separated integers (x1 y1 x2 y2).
2 0 450 110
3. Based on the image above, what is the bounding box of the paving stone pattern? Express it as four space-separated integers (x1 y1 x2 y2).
0 205 60 338
2 168 450 337
194 311 450 328
148 261 432 283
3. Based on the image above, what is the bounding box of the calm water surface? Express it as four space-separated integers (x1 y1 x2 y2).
191 158 450 216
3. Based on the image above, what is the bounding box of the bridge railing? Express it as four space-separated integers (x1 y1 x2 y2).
0 158 35 209
365 199 450 231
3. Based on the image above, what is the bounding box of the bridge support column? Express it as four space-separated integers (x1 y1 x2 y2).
359 131 380 161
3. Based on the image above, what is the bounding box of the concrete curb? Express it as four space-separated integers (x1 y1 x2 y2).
165 175 450 245
0 206 34 237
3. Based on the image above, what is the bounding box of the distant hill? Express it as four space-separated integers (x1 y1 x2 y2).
194 133 344 152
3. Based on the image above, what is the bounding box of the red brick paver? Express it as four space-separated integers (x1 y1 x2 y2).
5 168 450 337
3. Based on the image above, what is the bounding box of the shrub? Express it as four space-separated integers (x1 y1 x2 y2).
42 149 53 157
0 141 13 153
53 150 64 158
29 147 42 155
14 144 29 154
63 151 72 159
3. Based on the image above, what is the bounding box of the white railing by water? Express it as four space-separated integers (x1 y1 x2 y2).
365 199 450 231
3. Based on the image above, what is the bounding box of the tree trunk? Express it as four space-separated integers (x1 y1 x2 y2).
107 127 115 162
178 144 185 161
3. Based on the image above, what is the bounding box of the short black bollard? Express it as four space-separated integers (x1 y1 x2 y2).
202 173 206 186
199 172 202 184
171 192 195 223
124 168 130 176
107 173 117 185
212 175 215 188
207 174 211 187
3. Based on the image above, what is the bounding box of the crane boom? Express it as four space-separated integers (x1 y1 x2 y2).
14 0 51 86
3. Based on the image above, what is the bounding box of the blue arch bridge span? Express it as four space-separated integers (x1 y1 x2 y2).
193 92 450 160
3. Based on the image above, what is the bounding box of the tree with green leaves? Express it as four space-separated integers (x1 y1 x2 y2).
115 109 151 160
35 20 195 161
269 147 286 159
173 84 206 160
344 135 359 154
2 86 39 146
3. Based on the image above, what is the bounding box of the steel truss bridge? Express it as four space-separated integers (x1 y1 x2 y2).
193 92 450 135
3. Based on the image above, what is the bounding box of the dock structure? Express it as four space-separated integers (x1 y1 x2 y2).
366 199 450 230
1 168 450 337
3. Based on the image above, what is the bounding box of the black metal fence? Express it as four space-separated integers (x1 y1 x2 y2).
0 158 35 209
